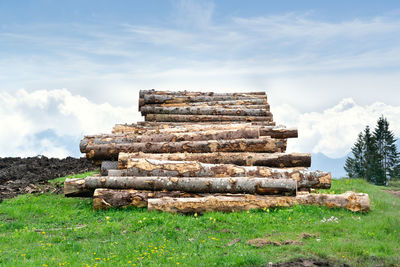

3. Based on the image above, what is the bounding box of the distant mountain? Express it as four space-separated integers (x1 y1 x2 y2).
311 153 348 179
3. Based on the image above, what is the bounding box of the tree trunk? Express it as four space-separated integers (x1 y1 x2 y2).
140 98 270 110
118 152 311 168
112 122 256 134
139 89 266 98
111 158 329 189
143 94 268 105
65 177 297 196
93 188 201 210
136 121 276 126
80 128 261 152
147 191 370 213
111 124 295 138
145 114 273 122
83 138 287 160
141 104 270 111
140 106 271 117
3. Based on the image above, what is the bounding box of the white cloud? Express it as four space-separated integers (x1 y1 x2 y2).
276 98 400 158
0 89 142 157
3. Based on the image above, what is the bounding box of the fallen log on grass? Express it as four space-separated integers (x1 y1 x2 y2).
84 138 287 160
118 152 310 168
145 114 273 122
64 177 297 196
112 158 329 189
140 106 271 117
93 188 201 210
147 191 370 213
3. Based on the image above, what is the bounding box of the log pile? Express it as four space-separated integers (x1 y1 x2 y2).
67 90 370 213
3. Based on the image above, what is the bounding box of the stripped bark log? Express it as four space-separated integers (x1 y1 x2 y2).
80 128 260 152
93 188 200 210
112 122 256 134
111 158 329 189
112 123 292 136
65 177 297 196
143 94 268 105
147 191 370 213
118 152 310 168
84 138 287 160
145 114 273 122
139 90 266 98
140 106 271 117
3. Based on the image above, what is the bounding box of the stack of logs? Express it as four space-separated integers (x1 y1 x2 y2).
65 90 370 213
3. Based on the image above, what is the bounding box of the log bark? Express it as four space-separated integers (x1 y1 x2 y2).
111 158 329 189
112 124 291 137
143 94 268 105
93 188 201 210
141 104 270 111
80 128 260 152
139 90 266 98
84 138 287 160
140 106 271 117
147 191 370 213
145 114 273 122
118 152 311 168
140 99 270 110
112 122 257 134
136 121 276 126
65 177 297 196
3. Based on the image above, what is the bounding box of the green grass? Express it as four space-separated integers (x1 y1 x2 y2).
0 178 399 267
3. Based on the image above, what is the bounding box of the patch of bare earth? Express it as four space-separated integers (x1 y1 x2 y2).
383 190 400 198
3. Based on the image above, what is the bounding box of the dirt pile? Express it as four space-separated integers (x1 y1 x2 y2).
0 156 96 202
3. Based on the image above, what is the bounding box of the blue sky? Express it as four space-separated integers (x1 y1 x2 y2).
0 0 399 164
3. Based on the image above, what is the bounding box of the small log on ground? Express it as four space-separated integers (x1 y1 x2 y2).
84 138 287 160
64 177 297 196
140 106 271 117
147 191 370 213
118 152 310 168
80 128 260 151
93 188 200 210
145 114 273 122
112 158 329 189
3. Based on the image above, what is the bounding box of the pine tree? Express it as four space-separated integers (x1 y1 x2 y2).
373 116 400 183
344 132 365 178
364 126 384 185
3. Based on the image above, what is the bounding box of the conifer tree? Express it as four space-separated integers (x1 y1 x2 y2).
373 116 399 183
344 132 365 178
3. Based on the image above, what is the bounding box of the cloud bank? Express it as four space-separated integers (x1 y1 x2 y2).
0 89 398 159
0 89 141 158
276 98 400 158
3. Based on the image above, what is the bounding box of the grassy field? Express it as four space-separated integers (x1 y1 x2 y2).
0 175 399 266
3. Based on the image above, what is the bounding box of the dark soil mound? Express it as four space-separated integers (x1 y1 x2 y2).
269 258 349 267
0 156 96 202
